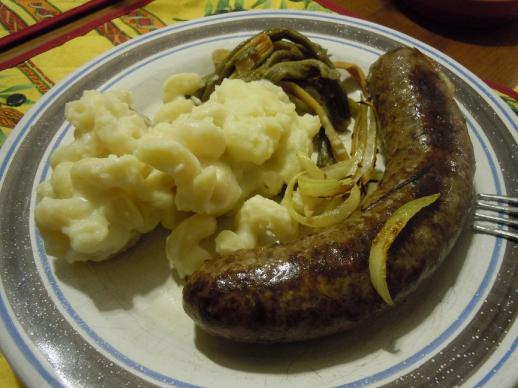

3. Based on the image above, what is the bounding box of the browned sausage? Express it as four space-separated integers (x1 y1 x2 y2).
182 47 475 343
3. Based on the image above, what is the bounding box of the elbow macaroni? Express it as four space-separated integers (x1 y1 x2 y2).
215 195 298 255
166 214 216 278
36 75 320 276
35 155 175 262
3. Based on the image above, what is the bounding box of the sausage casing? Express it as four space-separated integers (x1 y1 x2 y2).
182 47 475 343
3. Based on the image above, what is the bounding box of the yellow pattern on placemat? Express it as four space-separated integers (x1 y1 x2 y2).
31 31 115 82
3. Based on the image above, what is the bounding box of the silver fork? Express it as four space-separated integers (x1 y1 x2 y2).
473 193 518 241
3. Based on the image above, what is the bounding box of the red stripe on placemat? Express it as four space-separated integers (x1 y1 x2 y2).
0 0 153 72
0 0 113 50
313 0 359 18
485 79 518 100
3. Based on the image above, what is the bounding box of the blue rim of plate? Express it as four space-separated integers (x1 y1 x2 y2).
0 10 516 387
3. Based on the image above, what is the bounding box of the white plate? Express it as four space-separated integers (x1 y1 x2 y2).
1 10 517 388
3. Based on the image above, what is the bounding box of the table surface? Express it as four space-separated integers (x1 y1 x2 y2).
338 0 518 89
3 0 518 89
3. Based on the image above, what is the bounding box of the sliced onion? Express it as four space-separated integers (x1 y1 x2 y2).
348 98 361 118
334 61 368 96
298 176 354 198
277 60 379 233
350 102 366 158
322 159 356 180
297 153 325 179
285 175 361 228
369 193 440 305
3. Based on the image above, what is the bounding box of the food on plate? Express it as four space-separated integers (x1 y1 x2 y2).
369 193 440 306
34 29 475 344
35 90 175 263
35 74 320 272
183 46 475 343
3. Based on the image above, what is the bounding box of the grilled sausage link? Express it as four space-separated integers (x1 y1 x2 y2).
182 47 475 343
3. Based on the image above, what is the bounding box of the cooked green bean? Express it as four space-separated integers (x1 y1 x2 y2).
246 59 340 83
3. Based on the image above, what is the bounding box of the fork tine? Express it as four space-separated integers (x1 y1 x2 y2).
477 193 518 204
473 224 518 241
474 193 518 241
474 212 518 227
475 200 518 215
